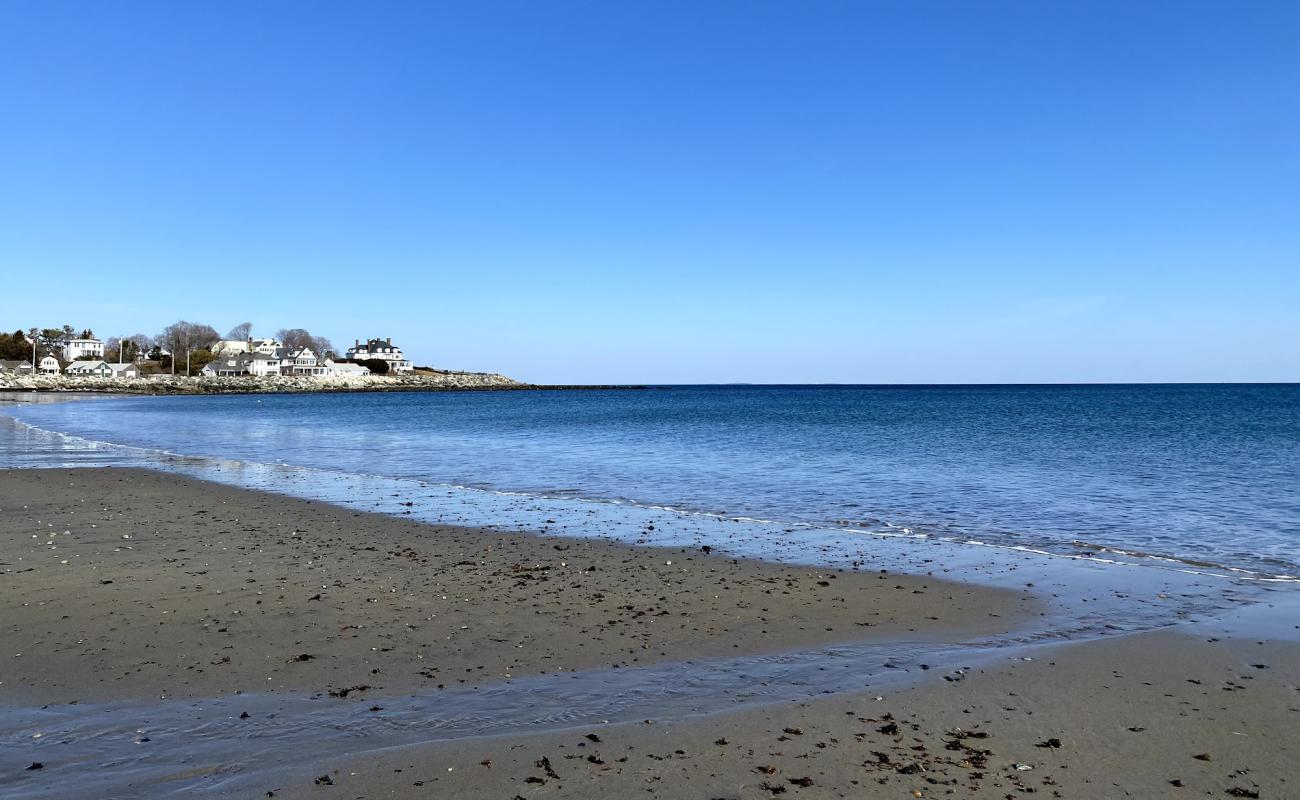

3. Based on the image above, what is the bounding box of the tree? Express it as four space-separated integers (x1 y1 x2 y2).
276 328 335 358
227 322 253 341
106 336 148 363
189 349 217 374
158 321 222 376
0 329 30 361
39 328 65 349
275 328 312 350
32 328 64 360
311 335 336 359
79 328 95 340
358 358 389 375
124 333 153 362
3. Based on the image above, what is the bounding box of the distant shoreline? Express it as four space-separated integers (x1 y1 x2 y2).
0 373 648 396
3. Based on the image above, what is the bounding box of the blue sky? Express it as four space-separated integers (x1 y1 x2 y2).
1 1 1297 383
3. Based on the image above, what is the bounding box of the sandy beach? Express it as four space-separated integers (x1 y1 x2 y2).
271 629 1299 800
2 468 1296 799
0 468 1030 705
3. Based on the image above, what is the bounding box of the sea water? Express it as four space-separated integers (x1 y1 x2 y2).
3 384 1297 578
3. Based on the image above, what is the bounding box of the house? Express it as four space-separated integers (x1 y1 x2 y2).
344 338 413 372
210 339 251 356
0 359 34 376
286 347 328 376
202 355 252 377
202 352 290 378
60 338 105 361
38 356 62 374
140 346 172 363
246 352 284 376
324 359 370 377
251 338 282 356
64 360 113 378
106 362 140 379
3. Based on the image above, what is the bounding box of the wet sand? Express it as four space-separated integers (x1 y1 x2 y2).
268 629 1298 799
4 468 1295 799
0 468 1030 706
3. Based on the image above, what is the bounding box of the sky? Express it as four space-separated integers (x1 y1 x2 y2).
1 1 1297 384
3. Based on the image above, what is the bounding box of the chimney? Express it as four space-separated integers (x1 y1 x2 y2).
355 339 359 347
387 337 392 345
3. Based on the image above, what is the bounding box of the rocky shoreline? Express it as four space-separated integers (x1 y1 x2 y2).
0 370 532 394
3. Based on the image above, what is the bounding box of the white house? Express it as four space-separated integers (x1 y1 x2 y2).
60 338 105 361
202 350 301 378
210 339 251 356
286 347 328 376
323 359 370 377
0 359 34 375
251 338 282 355
246 352 283 376
106 362 140 379
344 338 413 372
38 356 61 374
64 360 113 377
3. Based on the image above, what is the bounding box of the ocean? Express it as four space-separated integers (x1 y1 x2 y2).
2 384 1297 579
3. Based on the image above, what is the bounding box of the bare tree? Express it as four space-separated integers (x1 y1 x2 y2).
227 322 253 341
159 321 221 376
275 328 311 350
106 333 154 363
310 335 336 359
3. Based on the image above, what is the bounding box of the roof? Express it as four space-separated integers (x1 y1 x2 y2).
349 338 402 352
65 360 109 372
211 340 250 351
0 360 32 370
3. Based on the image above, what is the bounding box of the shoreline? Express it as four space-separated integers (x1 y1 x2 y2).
0 468 1035 707
268 625 1299 800
0 471 1294 797
0 376 648 396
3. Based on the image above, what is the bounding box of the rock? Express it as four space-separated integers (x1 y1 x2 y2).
0 370 527 395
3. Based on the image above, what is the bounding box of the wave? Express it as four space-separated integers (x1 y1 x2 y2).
3 409 1296 584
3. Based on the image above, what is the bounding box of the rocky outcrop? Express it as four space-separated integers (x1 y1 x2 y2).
0 370 526 394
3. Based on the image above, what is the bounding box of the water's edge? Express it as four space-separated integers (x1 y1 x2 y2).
0 396 1292 798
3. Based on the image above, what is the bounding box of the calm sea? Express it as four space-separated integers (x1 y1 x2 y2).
3 384 1298 578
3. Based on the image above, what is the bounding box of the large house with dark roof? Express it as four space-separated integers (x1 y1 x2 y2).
344 338 413 372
